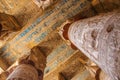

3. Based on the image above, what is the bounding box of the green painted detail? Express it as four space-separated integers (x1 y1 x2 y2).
45 48 75 74
0 0 91 65
47 43 67 63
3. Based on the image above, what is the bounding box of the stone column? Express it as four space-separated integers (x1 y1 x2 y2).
7 46 47 80
99 70 111 80
58 73 65 80
7 64 39 80
0 71 9 80
67 10 120 80
0 57 10 70
0 13 21 44
0 13 21 31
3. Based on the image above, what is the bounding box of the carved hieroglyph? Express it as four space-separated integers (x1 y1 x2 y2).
68 10 120 80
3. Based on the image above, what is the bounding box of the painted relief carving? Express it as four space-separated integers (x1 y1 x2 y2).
68 10 120 80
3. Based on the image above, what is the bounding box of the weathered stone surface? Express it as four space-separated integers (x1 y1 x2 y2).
0 13 21 49
0 0 120 80
99 70 112 80
91 0 120 13
30 46 46 72
7 64 39 80
0 57 10 70
0 0 42 26
13 1 43 26
0 13 21 31
58 73 65 80
68 10 120 80
0 0 30 14
32 0 56 9
0 0 95 67
44 51 89 80
71 70 95 80
0 71 9 80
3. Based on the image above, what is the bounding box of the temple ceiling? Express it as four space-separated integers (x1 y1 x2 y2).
0 0 120 80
